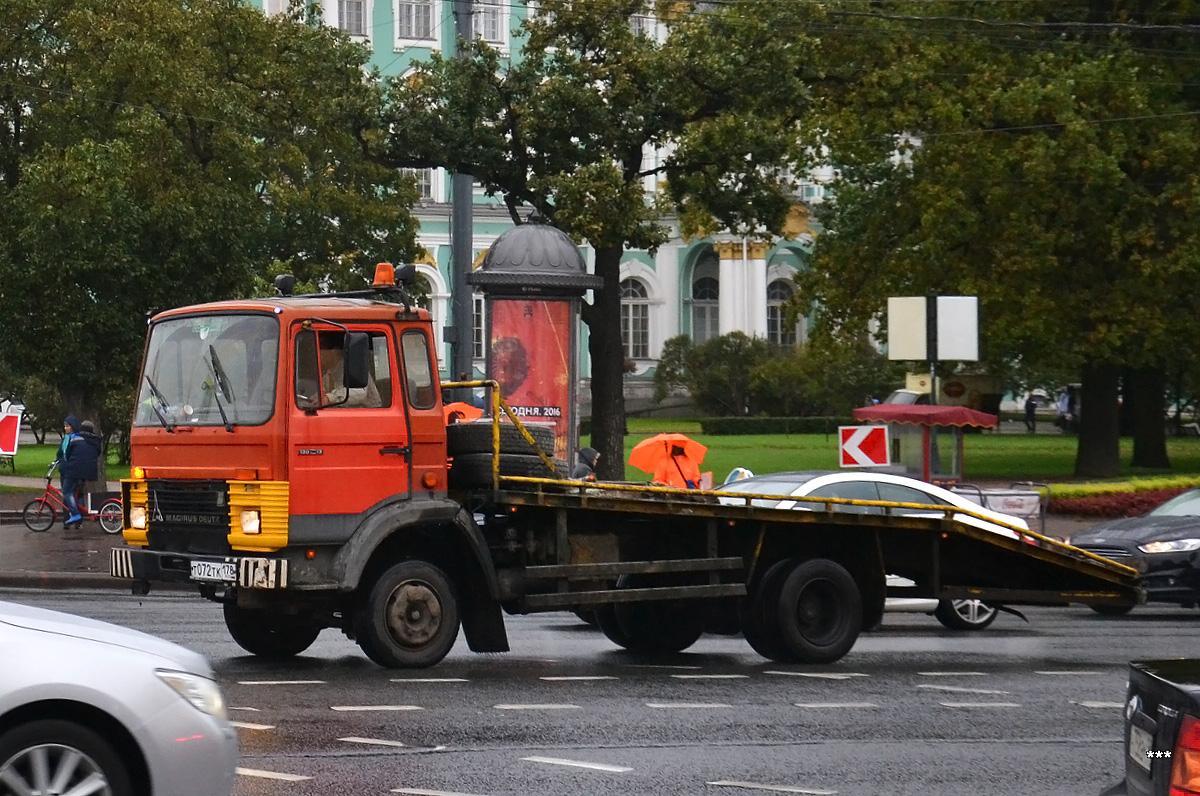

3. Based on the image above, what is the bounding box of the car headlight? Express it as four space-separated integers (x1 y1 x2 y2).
129 505 147 530
1138 539 1200 554
157 670 227 719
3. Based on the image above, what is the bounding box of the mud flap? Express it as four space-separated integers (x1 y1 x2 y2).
460 589 509 653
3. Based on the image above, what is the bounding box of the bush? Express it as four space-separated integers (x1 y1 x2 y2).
1048 488 1190 518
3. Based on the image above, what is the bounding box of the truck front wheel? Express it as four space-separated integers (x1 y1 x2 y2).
223 604 321 658
776 559 862 664
356 561 460 669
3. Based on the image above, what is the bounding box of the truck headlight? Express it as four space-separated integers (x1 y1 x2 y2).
129 506 147 529
1138 539 1200 554
240 509 261 534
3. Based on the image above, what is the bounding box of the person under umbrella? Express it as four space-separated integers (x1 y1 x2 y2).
652 444 701 489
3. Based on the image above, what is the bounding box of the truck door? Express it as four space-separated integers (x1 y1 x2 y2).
288 325 411 524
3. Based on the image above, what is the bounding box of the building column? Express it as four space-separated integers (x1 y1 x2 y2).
713 240 743 336
745 241 769 338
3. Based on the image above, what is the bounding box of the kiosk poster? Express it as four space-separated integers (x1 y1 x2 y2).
489 298 570 460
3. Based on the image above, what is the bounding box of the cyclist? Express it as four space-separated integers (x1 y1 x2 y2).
53 415 101 528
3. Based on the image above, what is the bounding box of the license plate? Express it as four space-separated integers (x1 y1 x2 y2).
1129 724 1153 771
191 560 237 583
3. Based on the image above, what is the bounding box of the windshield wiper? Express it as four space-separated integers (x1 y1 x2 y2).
204 347 234 433
143 375 175 432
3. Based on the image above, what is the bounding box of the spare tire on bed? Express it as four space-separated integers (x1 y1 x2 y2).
446 421 556 456
449 452 568 489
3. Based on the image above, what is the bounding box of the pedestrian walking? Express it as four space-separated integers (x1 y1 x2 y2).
652 444 702 489
1024 394 1037 433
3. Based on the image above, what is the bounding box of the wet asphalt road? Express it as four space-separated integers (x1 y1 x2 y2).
4 587 1197 796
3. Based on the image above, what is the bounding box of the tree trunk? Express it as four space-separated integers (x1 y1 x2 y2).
1073 362 1121 478
1127 365 1170 470
583 243 628 481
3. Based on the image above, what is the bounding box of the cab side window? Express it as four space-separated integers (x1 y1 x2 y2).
401 330 436 409
294 329 392 409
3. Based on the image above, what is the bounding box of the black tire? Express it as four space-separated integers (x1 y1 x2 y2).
740 559 793 661
447 421 556 456
356 560 460 668
594 604 632 649
1089 603 1136 617
934 599 999 631
223 603 321 658
0 719 134 796
612 573 704 654
449 452 567 489
572 610 599 628
22 498 55 532
98 500 124 534
776 558 862 664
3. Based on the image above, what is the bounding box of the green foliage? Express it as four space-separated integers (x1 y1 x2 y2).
0 0 418 429
698 416 852 435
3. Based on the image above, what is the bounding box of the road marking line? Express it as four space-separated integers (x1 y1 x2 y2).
1037 670 1102 676
228 706 260 712
918 671 986 677
540 676 618 681
494 703 580 710
237 679 326 685
646 702 732 709
794 702 877 709
764 671 867 680
390 677 469 683
1074 701 1124 709
919 684 1010 695
331 705 424 712
672 674 749 680
522 755 632 772
391 788 488 796
939 702 1021 708
229 721 275 730
707 780 837 794
622 663 702 670
340 736 409 747
236 767 311 781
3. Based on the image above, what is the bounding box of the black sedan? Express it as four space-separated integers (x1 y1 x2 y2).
1070 489 1200 614
1100 659 1200 796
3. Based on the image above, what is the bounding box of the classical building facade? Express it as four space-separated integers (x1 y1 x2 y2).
256 1 826 400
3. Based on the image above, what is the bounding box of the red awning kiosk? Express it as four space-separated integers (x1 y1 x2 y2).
851 403 998 484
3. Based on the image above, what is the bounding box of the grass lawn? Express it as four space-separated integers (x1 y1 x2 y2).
7 422 1199 495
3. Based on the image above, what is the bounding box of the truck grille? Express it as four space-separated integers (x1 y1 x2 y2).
144 479 230 555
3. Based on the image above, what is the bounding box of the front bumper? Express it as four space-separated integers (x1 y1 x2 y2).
111 546 289 590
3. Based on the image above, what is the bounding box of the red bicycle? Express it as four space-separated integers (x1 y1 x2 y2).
23 467 123 534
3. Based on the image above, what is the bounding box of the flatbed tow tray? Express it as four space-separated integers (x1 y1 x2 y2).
487 476 1143 609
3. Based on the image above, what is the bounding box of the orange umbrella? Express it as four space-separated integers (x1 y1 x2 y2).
443 401 484 424
628 432 708 474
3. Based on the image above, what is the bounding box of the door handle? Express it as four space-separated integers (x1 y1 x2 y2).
380 446 411 460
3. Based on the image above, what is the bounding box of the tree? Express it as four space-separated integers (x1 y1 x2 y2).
0 0 420 449
380 0 817 479
793 1 1200 477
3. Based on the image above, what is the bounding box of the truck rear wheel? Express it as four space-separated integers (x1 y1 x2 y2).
356 561 460 669
612 575 704 654
776 559 862 664
740 559 793 661
223 603 321 658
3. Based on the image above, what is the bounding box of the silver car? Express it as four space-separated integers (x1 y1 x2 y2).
0 600 238 796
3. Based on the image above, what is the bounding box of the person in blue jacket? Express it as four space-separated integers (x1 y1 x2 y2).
54 415 101 528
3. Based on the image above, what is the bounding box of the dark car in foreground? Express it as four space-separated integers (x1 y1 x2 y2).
1102 659 1200 796
1070 489 1200 614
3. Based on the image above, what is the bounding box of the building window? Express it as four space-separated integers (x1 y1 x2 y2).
476 0 505 44
692 276 719 344
620 278 650 359
472 294 486 359
630 12 654 37
397 0 434 40
402 168 433 200
263 0 289 15
767 279 799 346
340 0 366 36
414 274 433 311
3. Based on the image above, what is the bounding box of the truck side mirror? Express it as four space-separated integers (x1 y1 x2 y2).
345 332 371 390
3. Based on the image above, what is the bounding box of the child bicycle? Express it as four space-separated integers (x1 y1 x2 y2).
23 465 123 534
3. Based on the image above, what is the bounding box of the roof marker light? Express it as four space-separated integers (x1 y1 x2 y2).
373 262 395 288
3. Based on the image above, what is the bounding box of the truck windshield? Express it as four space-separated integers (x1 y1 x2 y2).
134 314 280 428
